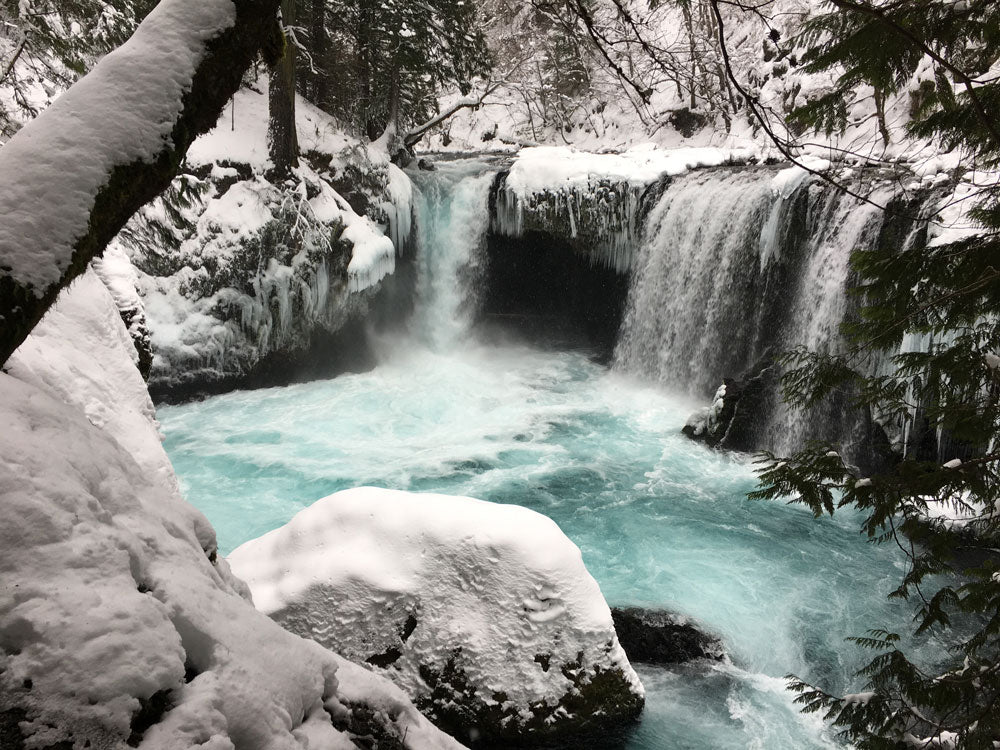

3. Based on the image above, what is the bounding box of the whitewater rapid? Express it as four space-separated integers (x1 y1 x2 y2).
159 159 936 749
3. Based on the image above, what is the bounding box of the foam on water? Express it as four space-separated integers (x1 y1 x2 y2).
161 341 928 750
159 160 939 749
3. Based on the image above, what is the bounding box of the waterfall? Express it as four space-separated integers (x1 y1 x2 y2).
410 160 499 350
758 186 893 453
613 167 899 453
613 169 789 392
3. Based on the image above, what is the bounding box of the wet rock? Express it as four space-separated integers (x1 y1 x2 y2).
611 607 724 664
682 357 775 452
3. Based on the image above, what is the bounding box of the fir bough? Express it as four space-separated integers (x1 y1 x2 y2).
748 0 1000 746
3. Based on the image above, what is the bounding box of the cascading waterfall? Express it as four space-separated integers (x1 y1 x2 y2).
410 160 499 349
613 169 783 392
160 157 941 750
613 167 906 454
758 187 894 453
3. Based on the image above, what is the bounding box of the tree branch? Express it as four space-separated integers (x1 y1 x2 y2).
402 79 504 149
0 0 283 366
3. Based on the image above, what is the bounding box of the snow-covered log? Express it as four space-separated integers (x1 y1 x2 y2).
0 0 284 366
229 487 645 745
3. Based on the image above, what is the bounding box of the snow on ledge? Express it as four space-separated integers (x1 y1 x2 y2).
503 145 752 199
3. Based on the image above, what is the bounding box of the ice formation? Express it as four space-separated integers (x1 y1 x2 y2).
229 487 644 743
492 145 750 272
119 83 415 393
0 270 463 750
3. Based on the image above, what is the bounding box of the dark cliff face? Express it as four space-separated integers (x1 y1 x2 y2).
475 229 631 363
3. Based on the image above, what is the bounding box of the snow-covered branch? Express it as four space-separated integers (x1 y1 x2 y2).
0 0 283 366
403 79 504 148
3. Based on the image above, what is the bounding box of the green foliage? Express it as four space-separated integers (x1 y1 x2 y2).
748 1 1000 746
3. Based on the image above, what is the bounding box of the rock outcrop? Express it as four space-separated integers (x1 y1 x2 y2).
611 607 724 665
229 487 645 746
117 84 414 401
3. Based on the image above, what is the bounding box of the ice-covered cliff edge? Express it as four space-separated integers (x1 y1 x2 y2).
118 83 415 400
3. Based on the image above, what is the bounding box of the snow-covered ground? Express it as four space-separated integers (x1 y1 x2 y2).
0 269 463 750
229 486 644 743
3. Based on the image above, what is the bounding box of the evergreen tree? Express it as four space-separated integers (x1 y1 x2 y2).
0 0 156 137
729 1 1000 746
295 0 491 143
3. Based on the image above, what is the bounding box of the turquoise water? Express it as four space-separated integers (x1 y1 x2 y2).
160 341 921 750
158 159 929 748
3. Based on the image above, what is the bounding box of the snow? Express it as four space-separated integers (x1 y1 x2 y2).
0 270 463 749
5 269 172 488
492 145 754 273
229 487 643 729
771 156 831 197
116 81 414 391
187 81 357 173
841 692 876 706
502 145 750 199
943 458 963 469
0 0 236 294
185 81 408 295
925 170 996 248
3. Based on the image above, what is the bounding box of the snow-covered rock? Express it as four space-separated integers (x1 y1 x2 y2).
492 146 752 272
0 273 462 750
118 83 415 399
228 487 645 745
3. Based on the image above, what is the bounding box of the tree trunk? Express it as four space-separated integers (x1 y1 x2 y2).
311 0 328 107
0 0 283 367
268 0 299 178
357 2 377 140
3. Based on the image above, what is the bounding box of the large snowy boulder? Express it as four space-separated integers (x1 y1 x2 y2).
0 271 462 750
228 487 645 745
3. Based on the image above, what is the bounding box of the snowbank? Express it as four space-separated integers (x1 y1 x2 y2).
228 487 644 745
0 273 463 750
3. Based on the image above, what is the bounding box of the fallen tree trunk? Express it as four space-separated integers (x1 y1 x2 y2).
0 0 283 366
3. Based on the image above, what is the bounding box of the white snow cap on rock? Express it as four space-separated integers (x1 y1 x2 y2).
503 145 748 199
229 487 643 738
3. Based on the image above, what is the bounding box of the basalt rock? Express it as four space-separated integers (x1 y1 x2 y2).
611 607 724 665
682 356 776 452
